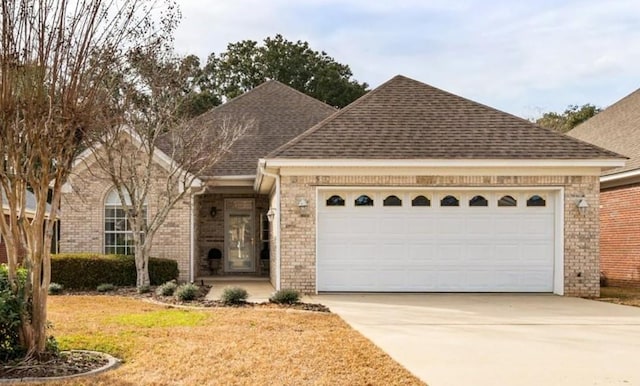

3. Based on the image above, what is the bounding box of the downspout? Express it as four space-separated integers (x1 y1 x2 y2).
258 161 281 290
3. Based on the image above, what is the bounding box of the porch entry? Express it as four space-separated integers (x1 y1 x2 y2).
225 199 255 272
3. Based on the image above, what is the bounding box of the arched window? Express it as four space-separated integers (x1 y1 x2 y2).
411 195 431 207
383 195 402 207
469 195 488 207
326 195 345 206
354 195 374 206
104 188 147 255
498 195 517 207
527 195 546 207
440 195 459 207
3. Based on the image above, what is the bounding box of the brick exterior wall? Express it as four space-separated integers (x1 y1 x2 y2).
278 175 600 297
60 151 192 281
600 183 640 287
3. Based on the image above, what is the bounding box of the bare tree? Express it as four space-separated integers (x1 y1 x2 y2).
84 40 252 288
0 0 164 358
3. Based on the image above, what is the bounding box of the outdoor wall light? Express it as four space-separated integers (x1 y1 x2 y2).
210 206 218 218
577 197 588 215
297 197 310 217
266 208 276 223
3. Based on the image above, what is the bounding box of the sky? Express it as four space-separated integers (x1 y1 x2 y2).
173 0 640 119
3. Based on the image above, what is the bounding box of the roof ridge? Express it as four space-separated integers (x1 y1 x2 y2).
267 75 404 157
195 79 335 121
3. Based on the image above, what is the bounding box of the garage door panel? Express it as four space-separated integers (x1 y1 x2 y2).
317 190 557 293
406 215 437 234
436 243 465 262
467 216 495 235
437 215 466 234
377 216 409 235
408 243 437 262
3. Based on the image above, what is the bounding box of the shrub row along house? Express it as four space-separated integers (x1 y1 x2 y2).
59 75 625 296
568 88 640 287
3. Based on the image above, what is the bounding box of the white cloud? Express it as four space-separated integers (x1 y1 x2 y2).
173 0 640 117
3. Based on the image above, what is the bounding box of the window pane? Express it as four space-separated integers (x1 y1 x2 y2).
105 207 116 218
383 195 402 206
105 220 115 231
440 195 459 207
354 195 374 206
469 195 488 207
412 195 431 207
498 195 517 207
326 195 345 206
527 195 546 207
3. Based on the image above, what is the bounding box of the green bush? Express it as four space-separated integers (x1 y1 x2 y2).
175 283 199 301
0 264 27 361
269 289 300 304
48 283 64 295
137 285 151 294
220 286 248 304
51 254 178 289
156 281 178 296
96 283 116 292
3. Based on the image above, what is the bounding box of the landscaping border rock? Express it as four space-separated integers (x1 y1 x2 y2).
0 350 120 384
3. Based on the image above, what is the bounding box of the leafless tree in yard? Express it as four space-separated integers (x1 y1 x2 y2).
83 38 253 288
0 0 167 358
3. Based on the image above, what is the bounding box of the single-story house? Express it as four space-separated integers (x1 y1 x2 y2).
60 75 625 296
568 88 640 287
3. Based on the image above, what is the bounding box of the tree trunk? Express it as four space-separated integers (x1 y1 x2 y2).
135 254 150 287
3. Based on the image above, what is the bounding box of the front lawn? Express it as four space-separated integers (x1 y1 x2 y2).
26 296 423 385
599 286 640 307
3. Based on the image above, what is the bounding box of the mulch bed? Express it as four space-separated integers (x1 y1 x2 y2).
62 285 331 312
0 351 109 380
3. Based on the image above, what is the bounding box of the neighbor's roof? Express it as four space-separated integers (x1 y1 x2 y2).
269 75 622 160
190 80 336 177
1 189 50 216
567 88 640 176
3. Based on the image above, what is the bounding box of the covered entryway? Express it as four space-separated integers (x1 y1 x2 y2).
317 189 561 293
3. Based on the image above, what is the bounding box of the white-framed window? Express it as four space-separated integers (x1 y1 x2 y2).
104 188 147 255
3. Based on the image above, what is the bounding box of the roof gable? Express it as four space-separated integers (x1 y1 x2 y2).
567 88 640 175
190 80 336 177
269 75 621 160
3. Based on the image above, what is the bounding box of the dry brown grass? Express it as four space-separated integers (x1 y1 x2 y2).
25 296 424 386
599 286 640 307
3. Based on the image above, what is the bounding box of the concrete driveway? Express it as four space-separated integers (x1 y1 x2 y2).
309 294 640 386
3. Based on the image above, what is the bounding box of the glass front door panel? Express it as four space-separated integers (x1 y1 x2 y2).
226 212 254 272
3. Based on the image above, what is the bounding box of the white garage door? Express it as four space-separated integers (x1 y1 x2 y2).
317 190 558 292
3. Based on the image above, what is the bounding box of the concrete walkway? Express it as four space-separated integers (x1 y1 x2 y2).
309 293 640 386
203 278 275 302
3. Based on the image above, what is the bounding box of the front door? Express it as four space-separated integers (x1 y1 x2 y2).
225 210 255 272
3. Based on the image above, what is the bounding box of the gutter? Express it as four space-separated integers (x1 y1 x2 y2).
258 160 281 290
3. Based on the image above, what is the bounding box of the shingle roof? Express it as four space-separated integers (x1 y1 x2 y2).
2 189 49 214
567 88 640 176
269 75 621 160
190 80 336 177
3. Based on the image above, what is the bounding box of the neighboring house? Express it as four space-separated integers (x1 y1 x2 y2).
1 190 57 264
568 88 640 287
60 76 625 297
